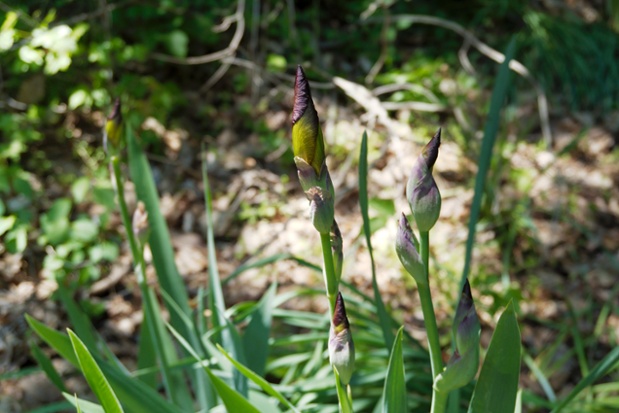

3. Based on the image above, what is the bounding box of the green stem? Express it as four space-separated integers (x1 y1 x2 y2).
321 232 352 412
319 232 338 315
431 389 448 413
419 231 443 380
111 156 174 401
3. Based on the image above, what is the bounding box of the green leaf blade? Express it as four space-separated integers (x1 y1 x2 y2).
382 327 406 413
68 329 124 413
469 302 521 413
359 130 395 350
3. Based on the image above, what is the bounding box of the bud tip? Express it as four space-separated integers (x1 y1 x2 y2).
293 66 311 125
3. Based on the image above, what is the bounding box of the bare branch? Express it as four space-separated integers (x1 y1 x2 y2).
151 0 245 65
364 14 552 145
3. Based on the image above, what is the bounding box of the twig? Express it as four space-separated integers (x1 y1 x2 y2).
458 38 475 75
381 101 447 112
364 14 553 146
222 56 336 90
151 0 245 66
332 76 413 138
373 83 441 103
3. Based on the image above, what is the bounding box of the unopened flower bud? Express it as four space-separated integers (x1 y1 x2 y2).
329 292 355 386
453 279 480 354
331 220 343 283
395 213 426 285
406 128 441 232
132 201 149 249
307 186 334 235
292 66 325 175
104 98 123 152
434 279 480 392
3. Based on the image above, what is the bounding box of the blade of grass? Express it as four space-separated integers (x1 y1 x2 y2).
68 329 124 413
523 351 556 402
459 38 516 291
26 315 78 366
111 153 192 409
63 393 104 413
359 130 395 349
166 321 261 412
136 313 157 389
55 288 98 351
550 346 619 413
223 253 315 285
382 327 406 413
202 147 248 396
566 300 590 377
29 340 67 393
207 368 263 413
126 118 191 336
201 147 228 342
28 312 184 413
242 281 276 376
99 361 182 413
217 344 301 413
126 123 210 409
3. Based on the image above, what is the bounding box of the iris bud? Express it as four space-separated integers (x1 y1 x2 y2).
406 129 441 232
329 292 355 386
292 66 325 176
395 213 426 285
434 279 480 392
104 98 123 152
330 220 343 283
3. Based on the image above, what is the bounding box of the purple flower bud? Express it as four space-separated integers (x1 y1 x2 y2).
453 279 480 354
104 98 123 151
329 292 355 385
434 279 480 392
331 220 343 282
292 66 325 175
395 213 426 285
406 129 442 232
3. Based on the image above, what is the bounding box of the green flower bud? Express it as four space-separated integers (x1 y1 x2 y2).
396 213 426 285
104 98 123 152
406 128 441 232
292 66 325 175
434 279 480 392
329 292 355 386
331 220 343 283
307 186 334 235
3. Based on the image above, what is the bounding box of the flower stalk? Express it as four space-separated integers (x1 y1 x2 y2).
291 66 354 411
